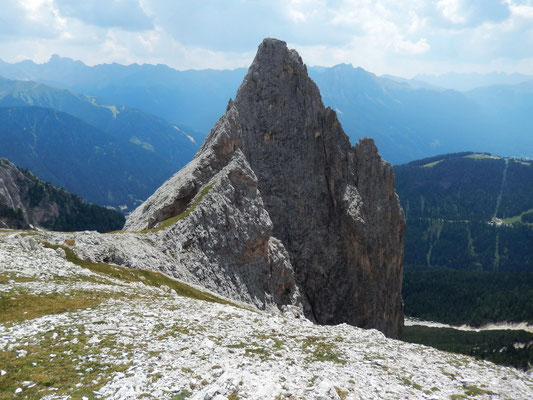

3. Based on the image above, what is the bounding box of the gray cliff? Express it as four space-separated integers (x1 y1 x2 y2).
124 39 405 337
58 150 302 315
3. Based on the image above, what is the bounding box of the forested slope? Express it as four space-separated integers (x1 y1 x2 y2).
395 153 533 325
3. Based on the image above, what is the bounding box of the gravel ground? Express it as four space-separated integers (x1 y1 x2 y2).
1 230 532 399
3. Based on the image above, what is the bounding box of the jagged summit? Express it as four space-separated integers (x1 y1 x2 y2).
236 38 313 99
124 38 405 338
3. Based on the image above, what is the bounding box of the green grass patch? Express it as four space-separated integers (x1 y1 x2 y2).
465 154 501 160
0 328 129 400
226 341 274 361
0 290 112 324
463 385 494 396
450 394 467 400
334 387 348 399
172 391 192 400
301 336 346 364
41 241 242 308
252 334 285 350
227 391 240 400
500 208 533 225
401 377 423 391
0 273 34 284
422 160 443 168
107 229 126 234
139 183 214 233
243 347 270 360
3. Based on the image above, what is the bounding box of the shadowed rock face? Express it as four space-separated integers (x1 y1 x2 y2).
126 38 405 338
0 157 124 232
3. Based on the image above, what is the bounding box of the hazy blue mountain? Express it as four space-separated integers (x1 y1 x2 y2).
1 57 532 164
0 56 246 135
0 106 195 211
379 74 445 91
464 81 533 152
414 72 533 91
308 65 533 163
0 76 199 166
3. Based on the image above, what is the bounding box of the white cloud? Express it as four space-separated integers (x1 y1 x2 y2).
437 0 466 24
436 0 511 27
54 0 153 31
0 0 530 77
508 2 533 18
395 38 430 55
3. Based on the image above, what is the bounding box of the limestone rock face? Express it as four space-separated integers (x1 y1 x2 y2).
126 38 405 337
69 150 302 314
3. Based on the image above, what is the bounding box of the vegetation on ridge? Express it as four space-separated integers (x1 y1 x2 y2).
138 182 215 234
41 240 243 308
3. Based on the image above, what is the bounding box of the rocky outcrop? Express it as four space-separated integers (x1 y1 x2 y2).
0 157 124 232
54 150 302 315
125 39 405 337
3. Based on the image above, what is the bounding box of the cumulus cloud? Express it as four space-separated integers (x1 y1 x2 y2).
139 0 288 52
395 38 430 55
0 0 64 38
0 0 530 76
436 0 510 26
54 0 153 31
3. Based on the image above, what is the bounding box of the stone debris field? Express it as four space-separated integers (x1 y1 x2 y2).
1 230 532 399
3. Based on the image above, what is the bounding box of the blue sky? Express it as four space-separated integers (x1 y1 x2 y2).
0 0 532 77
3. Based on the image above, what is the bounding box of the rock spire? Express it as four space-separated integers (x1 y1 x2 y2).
125 38 405 337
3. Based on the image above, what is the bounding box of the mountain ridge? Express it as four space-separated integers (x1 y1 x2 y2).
2 229 531 399
0 77 199 210
2 56 531 164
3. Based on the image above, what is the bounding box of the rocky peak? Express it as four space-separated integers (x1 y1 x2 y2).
125 39 405 338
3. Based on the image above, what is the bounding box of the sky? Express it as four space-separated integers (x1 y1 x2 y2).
0 0 532 77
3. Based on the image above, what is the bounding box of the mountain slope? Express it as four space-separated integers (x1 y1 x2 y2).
0 157 124 232
395 152 533 327
0 76 198 167
1 57 532 164
1 231 531 399
0 59 246 136
394 152 533 272
308 66 533 163
413 71 533 91
0 106 192 210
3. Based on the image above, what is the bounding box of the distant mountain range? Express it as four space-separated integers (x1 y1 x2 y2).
0 56 532 164
0 157 124 232
0 77 198 210
0 56 244 139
